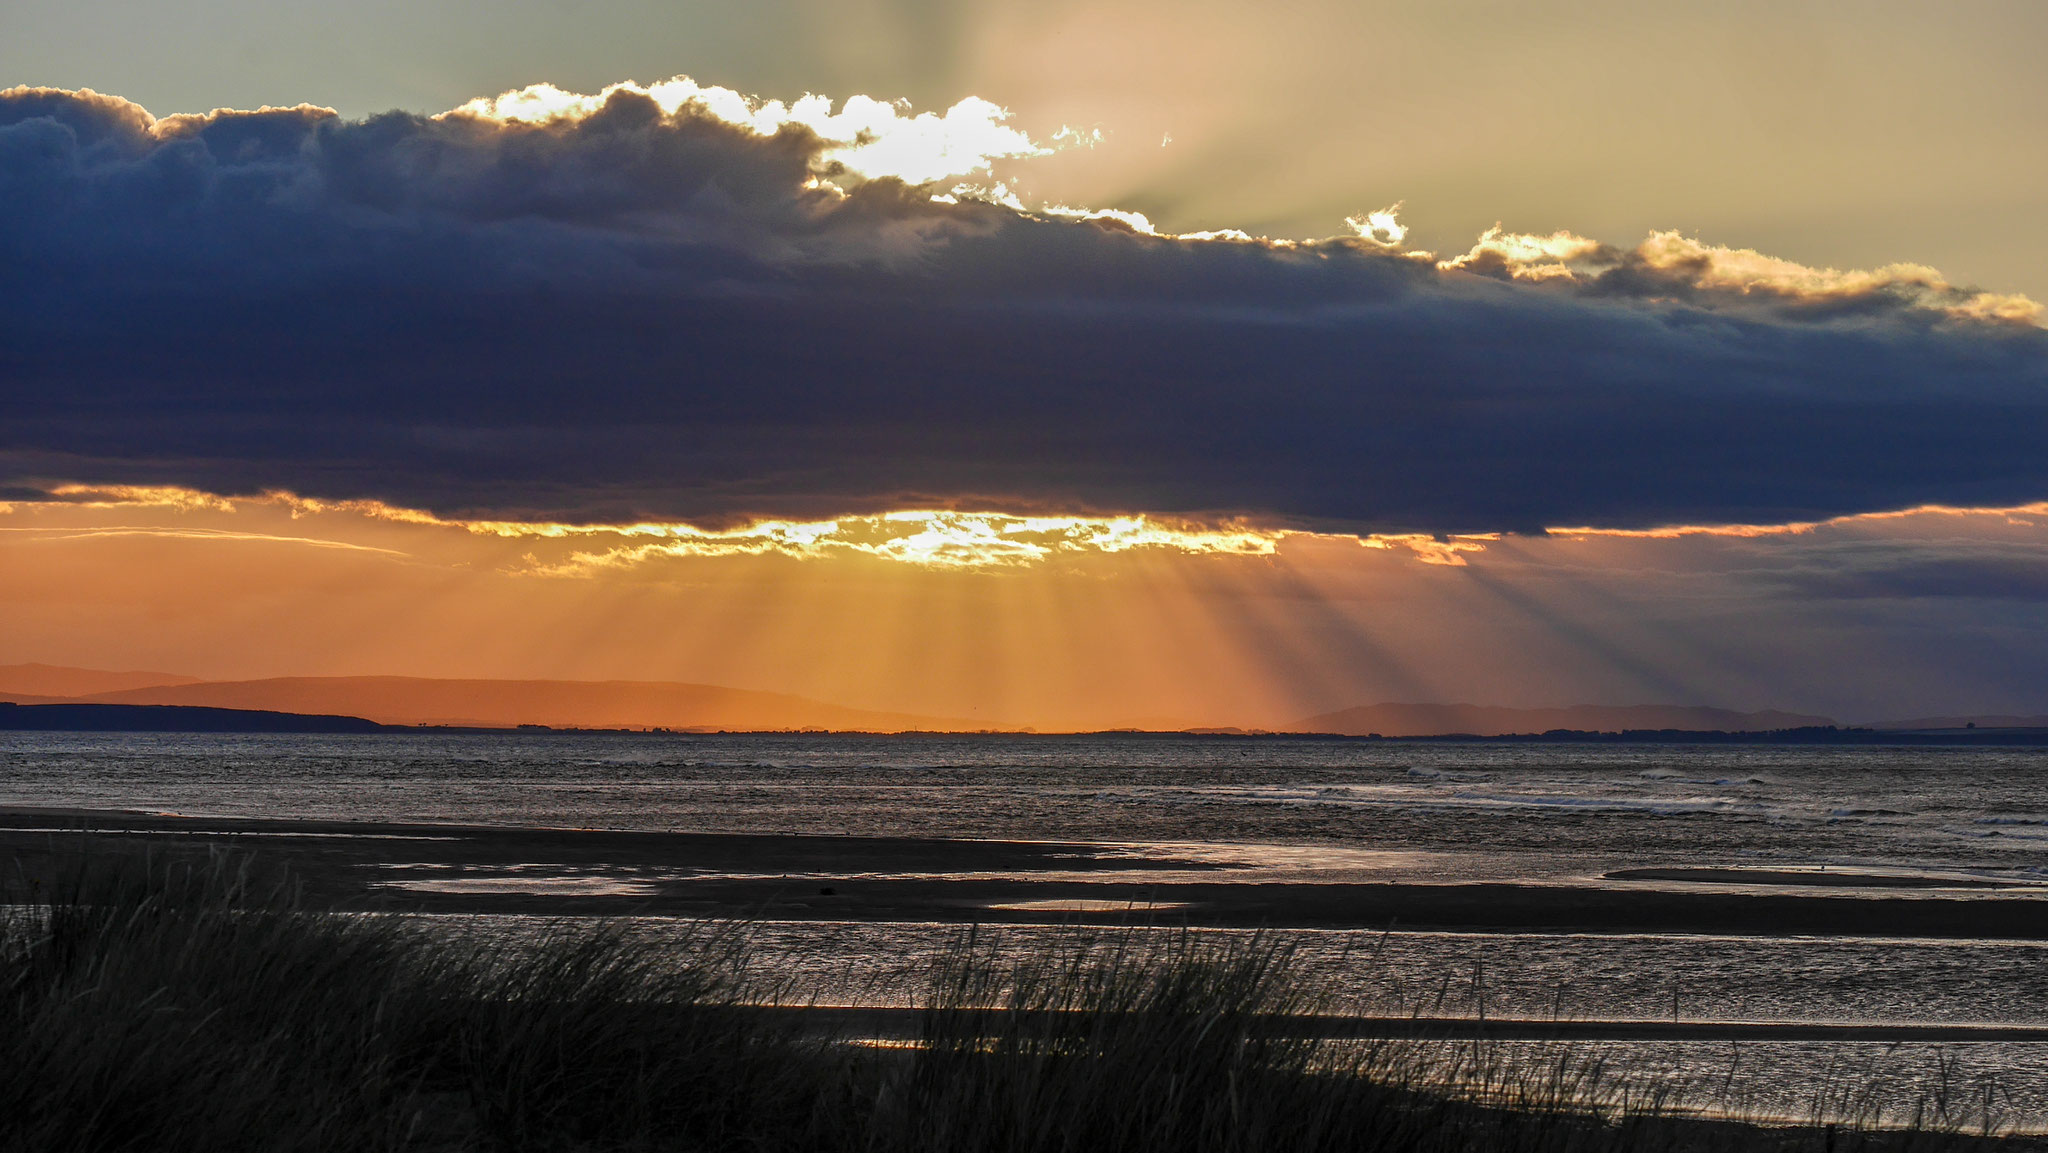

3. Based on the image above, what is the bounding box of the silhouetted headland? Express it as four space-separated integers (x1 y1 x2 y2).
0 701 389 734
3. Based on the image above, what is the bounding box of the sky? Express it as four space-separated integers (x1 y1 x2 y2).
2 1 2046 727
9 0 2048 302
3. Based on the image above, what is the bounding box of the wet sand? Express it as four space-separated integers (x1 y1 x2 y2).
7 806 2048 938
764 1006 2048 1044
1608 866 2032 889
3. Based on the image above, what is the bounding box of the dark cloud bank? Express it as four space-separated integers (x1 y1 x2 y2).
4 85 2047 533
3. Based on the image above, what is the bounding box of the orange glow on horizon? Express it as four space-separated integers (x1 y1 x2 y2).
6 483 2048 730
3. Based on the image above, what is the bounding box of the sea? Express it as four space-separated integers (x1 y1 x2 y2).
7 731 2048 1128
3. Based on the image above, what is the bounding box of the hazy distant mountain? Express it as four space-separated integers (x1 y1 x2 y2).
1862 715 2048 731
57 675 988 732
0 663 200 698
1293 703 1836 737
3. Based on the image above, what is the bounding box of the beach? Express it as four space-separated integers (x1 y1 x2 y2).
12 732 2048 1130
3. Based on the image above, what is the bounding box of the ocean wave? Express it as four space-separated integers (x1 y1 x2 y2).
1638 769 1778 787
1442 791 1788 818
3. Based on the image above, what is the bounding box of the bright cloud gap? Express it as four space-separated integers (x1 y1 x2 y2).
32 486 1289 570
448 77 1049 189
20 485 2048 573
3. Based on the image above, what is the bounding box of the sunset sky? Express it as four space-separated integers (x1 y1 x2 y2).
3 2 2046 728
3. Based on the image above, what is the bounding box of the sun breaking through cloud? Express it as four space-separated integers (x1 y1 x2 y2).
2 76 2047 544
448 76 1049 188
31 485 1286 570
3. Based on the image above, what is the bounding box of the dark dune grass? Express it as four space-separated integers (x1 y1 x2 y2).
2 850 2040 1153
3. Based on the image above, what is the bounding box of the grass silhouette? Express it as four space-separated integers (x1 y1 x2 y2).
2 851 2039 1152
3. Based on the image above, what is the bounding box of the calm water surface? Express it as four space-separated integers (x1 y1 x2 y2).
8 731 2048 875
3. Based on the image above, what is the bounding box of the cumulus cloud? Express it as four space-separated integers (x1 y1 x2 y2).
1344 204 1408 247
1440 226 2043 324
449 77 1046 187
3 79 2047 535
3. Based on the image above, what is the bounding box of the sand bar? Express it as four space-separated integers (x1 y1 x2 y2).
759 1006 2048 1043
7 806 2048 937
1608 866 2035 889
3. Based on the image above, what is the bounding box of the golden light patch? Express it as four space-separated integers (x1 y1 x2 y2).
33 485 2048 574
1546 502 2048 542
1358 533 1497 566
31 487 1284 571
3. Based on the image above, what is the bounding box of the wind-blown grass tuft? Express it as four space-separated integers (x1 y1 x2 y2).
2 850 2038 1152
889 928 1369 1152
0 850 822 1152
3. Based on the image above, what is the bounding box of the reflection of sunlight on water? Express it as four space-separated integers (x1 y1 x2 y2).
378 876 659 896
365 841 1446 890
419 917 2048 1027
981 899 1192 912
1603 864 2048 892
1088 840 1435 873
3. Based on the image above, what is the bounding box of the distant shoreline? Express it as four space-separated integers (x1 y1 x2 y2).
5 700 2048 743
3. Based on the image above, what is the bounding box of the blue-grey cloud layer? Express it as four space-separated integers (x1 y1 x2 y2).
5 86 2047 532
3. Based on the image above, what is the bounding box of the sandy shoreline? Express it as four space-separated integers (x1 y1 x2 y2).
7 806 2048 937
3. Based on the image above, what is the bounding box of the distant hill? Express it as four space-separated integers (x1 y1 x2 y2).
0 663 200 698
0 701 387 734
1862 715 2048 731
49 675 988 732
1293 703 1836 737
